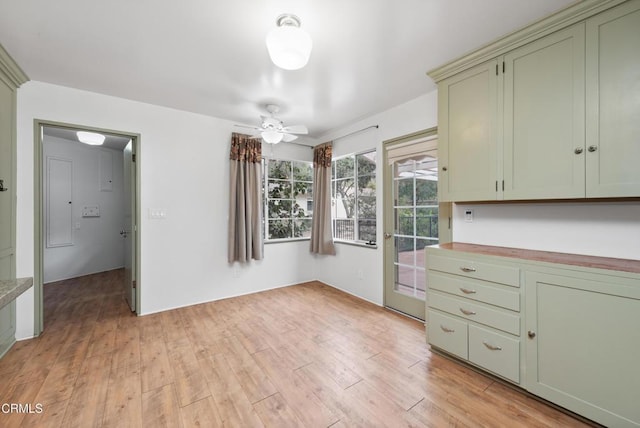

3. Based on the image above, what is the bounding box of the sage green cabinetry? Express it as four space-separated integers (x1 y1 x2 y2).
437 60 499 202
525 269 640 427
432 0 640 202
426 245 640 427
585 0 640 197
0 44 28 358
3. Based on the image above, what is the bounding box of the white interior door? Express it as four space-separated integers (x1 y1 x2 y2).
122 140 136 312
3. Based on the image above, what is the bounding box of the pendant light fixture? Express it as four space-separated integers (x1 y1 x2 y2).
76 131 105 146
266 14 312 70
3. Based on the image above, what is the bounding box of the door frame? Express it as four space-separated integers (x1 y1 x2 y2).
33 119 141 335
382 127 451 320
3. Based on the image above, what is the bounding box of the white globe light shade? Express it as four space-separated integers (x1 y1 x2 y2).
76 131 105 145
266 25 312 70
262 130 284 144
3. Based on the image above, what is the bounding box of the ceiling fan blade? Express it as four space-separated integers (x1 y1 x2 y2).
282 124 308 135
282 133 298 142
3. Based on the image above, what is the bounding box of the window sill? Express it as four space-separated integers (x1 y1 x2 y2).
265 237 310 244
334 239 378 249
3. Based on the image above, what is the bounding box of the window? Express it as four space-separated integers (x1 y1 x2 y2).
264 159 313 240
331 151 377 243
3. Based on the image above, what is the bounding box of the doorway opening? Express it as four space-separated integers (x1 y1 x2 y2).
34 121 140 335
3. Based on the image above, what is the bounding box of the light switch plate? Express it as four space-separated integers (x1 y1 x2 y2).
82 205 100 217
464 209 473 222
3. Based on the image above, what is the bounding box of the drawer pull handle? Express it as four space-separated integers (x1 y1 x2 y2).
459 308 476 316
483 341 502 351
460 267 476 273
440 325 455 333
459 287 476 294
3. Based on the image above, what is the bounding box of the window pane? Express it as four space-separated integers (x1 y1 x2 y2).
357 152 376 176
268 160 291 179
294 182 312 199
357 175 376 195
358 219 376 242
396 178 414 206
268 219 293 239
268 200 292 218
268 181 292 199
416 207 438 238
416 239 431 268
396 208 414 236
395 265 415 288
293 161 312 181
334 218 354 240
335 156 354 179
294 219 312 238
416 179 437 205
395 237 414 262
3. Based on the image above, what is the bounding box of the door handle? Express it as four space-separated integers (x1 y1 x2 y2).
384 233 393 239
120 229 128 238
0 179 7 192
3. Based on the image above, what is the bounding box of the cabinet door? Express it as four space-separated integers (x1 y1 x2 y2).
438 60 499 202
586 0 640 198
503 24 585 200
525 271 640 427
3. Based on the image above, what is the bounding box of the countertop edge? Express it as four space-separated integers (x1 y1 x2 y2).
0 277 34 310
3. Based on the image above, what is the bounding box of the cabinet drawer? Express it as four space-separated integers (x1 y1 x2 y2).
428 254 520 287
428 291 520 335
429 271 520 311
427 310 468 359
469 325 520 383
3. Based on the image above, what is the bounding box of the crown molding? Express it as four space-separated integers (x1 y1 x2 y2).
427 0 628 83
0 43 29 88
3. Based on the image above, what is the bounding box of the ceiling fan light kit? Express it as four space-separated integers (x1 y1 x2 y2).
266 14 312 71
261 129 284 144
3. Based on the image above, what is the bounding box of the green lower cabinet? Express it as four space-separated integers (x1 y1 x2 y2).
0 301 16 358
525 271 640 427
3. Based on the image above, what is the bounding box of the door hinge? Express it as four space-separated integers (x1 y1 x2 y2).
496 180 498 191
132 280 137 289
503 61 505 73
502 180 505 191
132 154 136 162
495 64 498 76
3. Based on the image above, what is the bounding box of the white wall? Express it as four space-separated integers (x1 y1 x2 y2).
453 201 640 260
312 92 439 305
43 136 125 282
15 81 315 339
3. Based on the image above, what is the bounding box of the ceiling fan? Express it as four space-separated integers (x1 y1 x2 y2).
239 104 308 144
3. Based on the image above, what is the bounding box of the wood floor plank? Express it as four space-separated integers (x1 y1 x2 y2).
62 353 112 428
141 384 182 428
111 324 141 369
0 379 46 428
167 344 210 407
253 393 305 428
253 347 339 427
102 363 143 428
139 338 174 393
20 398 69 428
34 357 81 405
179 396 223 428
198 352 265 427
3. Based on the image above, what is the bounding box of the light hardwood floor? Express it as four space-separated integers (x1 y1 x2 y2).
0 269 592 427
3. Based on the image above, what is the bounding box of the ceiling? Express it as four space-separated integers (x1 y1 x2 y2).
0 0 575 138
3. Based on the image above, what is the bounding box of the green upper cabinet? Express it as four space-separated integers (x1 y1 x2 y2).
431 0 640 203
585 0 640 198
503 24 585 200
438 60 499 202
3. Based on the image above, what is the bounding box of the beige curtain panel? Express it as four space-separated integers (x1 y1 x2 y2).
310 142 336 255
228 133 264 263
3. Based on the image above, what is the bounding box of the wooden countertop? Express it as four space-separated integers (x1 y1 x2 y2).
0 277 33 309
432 243 640 274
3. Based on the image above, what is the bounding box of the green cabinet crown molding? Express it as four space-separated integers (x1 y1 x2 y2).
427 0 627 83
0 43 29 88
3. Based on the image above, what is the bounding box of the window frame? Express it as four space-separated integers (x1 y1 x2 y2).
331 149 377 245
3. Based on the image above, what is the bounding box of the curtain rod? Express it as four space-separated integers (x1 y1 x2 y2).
332 124 379 142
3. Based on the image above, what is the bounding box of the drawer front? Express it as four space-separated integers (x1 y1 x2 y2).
429 271 520 311
428 254 520 287
469 324 520 383
428 291 520 335
427 310 468 359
